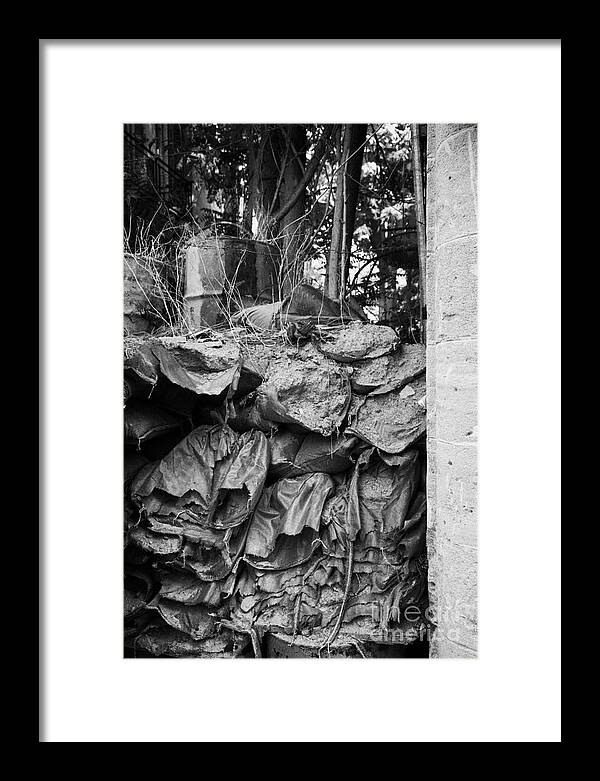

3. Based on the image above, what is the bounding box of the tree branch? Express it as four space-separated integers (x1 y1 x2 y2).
269 125 337 225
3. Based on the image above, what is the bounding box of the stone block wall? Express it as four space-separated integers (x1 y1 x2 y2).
425 124 478 658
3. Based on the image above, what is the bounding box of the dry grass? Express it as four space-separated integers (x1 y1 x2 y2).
124 217 349 361
124 220 191 334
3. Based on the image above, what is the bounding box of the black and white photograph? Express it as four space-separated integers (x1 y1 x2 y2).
41 40 561 742
123 122 476 659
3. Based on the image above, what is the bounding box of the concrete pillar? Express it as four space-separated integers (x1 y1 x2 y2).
425 124 478 658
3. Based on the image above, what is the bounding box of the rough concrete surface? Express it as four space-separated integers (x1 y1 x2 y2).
426 124 478 658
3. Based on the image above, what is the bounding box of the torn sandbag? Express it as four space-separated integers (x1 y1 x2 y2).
157 569 237 608
240 448 426 643
231 563 325 636
316 446 379 556
153 600 215 640
349 343 426 394
228 393 278 434
321 450 427 637
238 340 277 378
283 284 365 322
124 338 160 388
131 425 269 531
150 335 240 396
232 300 284 331
124 332 242 398
232 284 365 331
131 520 248 583
379 490 427 566
256 343 351 436
346 374 427 453
352 449 421 563
146 516 226 545
244 472 336 570
128 526 183 556
183 524 249 582
230 339 281 399
130 425 269 582
124 401 184 449
270 430 360 479
314 322 398 363
131 624 234 657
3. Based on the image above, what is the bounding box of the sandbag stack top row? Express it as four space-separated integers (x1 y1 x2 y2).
124 322 428 658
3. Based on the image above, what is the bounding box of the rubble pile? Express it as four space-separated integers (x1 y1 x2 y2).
124 321 428 658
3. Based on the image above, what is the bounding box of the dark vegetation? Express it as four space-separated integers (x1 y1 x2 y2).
124 123 426 342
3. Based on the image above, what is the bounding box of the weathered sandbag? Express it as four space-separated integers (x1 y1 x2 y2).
342 486 428 636
352 449 421 563
346 374 427 453
228 395 278 434
244 472 336 570
157 569 237 608
256 344 351 436
282 284 365 322
150 336 240 396
228 446 428 645
326 449 426 634
316 447 421 558
238 341 278 378
244 449 425 641
387 490 427 564
128 526 183 556
131 510 249 582
314 322 398 363
232 300 284 331
131 624 234 657
184 524 250 582
350 343 426 394
131 424 269 530
230 340 281 399
270 430 359 478
124 401 183 448
124 339 160 388
124 334 241 397
232 284 365 331
232 563 324 636
153 600 215 640
130 425 270 581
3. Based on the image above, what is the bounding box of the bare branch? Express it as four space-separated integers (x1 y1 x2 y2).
269 125 338 225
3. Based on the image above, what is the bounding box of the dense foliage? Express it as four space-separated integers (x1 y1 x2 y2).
124 123 423 340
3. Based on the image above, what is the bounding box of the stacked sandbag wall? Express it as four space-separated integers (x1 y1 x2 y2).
124 323 429 658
